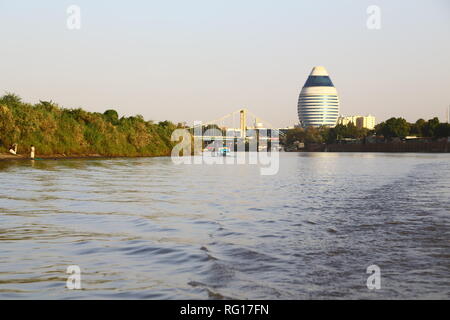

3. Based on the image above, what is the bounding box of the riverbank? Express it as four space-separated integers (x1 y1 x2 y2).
0 153 166 161
0 94 178 159
292 141 450 153
0 153 109 161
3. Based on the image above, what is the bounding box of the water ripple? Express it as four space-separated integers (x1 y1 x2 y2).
0 154 449 299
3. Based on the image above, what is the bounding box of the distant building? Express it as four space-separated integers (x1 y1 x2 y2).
297 66 340 127
356 115 376 130
337 115 376 130
337 116 360 126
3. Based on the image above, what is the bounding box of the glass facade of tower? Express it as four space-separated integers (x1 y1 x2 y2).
297 70 340 127
303 76 334 87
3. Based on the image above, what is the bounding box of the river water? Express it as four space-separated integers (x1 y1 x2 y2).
0 153 449 299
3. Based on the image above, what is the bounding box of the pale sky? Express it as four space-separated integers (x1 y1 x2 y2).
0 0 449 127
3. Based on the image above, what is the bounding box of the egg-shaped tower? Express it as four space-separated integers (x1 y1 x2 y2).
297 66 339 127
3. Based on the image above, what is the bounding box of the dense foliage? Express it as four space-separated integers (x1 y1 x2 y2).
377 117 450 139
285 123 371 146
0 93 179 156
284 117 450 147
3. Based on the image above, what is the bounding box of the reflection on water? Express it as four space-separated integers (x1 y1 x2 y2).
0 153 449 299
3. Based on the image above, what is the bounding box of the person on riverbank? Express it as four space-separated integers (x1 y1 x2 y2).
9 143 18 155
30 145 35 159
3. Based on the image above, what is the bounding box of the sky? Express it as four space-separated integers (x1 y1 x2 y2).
0 0 449 127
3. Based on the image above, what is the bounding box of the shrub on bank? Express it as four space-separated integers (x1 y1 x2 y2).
0 93 178 157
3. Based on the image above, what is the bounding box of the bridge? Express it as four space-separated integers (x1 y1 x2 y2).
190 109 285 152
191 108 285 140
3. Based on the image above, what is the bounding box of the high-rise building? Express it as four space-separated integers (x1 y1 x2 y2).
297 66 340 127
337 115 360 126
356 115 376 130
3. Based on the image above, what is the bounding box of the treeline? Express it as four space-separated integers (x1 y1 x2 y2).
0 93 179 157
375 117 450 140
285 123 371 146
284 117 450 147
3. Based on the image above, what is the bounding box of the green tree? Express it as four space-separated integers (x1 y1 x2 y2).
304 127 323 144
285 128 306 145
375 117 410 139
0 105 20 149
0 93 22 108
435 123 450 139
410 118 426 136
103 109 119 125
423 117 440 138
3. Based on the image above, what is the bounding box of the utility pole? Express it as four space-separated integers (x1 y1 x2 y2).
447 104 450 123
240 109 247 139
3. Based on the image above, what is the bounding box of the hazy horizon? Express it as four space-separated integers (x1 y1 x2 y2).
1 0 449 127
